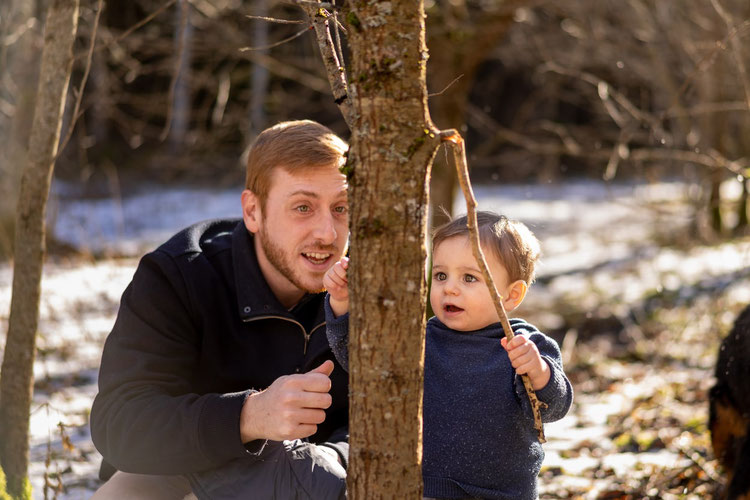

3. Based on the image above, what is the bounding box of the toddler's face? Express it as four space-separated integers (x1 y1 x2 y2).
430 235 514 332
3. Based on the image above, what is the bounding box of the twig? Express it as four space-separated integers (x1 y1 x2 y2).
672 19 750 108
160 0 189 142
82 0 177 61
297 1 353 128
331 0 346 73
245 15 305 25
710 0 750 112
56 0 104 159
428 74 464 97
466 101 750 178
440 129 547 443
239 25 311 51
542 61 668 142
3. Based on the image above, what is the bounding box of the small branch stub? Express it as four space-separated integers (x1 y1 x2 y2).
440 129 547 443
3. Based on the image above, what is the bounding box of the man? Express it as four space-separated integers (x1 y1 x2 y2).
90 120 350 499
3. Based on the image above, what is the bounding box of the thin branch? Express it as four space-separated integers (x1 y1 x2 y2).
239 25 310 51
710 0 750 111
90 0 177 60
466 102 750 178
240 50 330 93
672 19 750 107
56 0 104 158
440 129 548 444
542 61 668 142
245 15 305 25
297 1 353 128
331 0 346 74
428 74 464 98
160 0 189 142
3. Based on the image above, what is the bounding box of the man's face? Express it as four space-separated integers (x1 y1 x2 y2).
242 165 348 306
429 235 515 332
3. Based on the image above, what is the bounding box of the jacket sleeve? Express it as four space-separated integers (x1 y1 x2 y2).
324 295 350 373
512 323 574 423
90 250 255 475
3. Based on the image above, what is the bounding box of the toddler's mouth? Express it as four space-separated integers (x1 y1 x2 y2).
444 304 464 313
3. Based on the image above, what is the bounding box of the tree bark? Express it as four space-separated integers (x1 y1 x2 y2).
0 1 79 497
342 2 440 497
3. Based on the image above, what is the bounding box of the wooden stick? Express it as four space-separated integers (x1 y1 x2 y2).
440 129 547 443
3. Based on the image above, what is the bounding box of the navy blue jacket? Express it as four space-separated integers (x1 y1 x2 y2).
325 300 572 499
91 220 349 478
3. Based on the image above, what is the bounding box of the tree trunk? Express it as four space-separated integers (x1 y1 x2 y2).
343 1 440 497
0 1 79 497
425 1 521 223
0 0 41 257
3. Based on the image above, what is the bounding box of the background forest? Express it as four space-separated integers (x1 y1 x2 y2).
1 0 749 498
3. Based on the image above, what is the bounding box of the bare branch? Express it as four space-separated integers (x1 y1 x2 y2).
440 129 547 444
542 61 668 141
296 2 353 128
241 50 330 94
331 0 346 74
467 102 750 178
239 25 311 51
710 0 750 111
56 0 104 158
428 74 464 98
245 16 305 25
94 0 177 58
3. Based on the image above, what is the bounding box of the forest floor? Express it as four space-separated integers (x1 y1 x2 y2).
1 178 749 499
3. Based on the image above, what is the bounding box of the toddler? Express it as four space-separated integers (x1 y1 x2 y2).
323 211 573 500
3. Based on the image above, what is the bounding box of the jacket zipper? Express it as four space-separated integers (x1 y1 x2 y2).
242 315 325 355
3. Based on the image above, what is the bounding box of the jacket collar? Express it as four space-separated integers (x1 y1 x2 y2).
231 222 320 321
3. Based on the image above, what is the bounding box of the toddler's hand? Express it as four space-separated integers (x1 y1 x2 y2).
501 335 550 390
323 257 349 317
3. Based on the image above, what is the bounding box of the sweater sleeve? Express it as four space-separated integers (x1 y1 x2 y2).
90 251 255 475
324 295 351 372
512 323 573 423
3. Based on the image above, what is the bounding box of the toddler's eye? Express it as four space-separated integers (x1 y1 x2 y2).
434 272 447 281
463 274 478 283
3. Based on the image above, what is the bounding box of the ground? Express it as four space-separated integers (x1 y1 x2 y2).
1 178 748 499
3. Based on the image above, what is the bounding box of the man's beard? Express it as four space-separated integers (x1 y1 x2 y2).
258 225 328 294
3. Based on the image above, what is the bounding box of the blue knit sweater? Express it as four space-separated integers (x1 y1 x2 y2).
324 298 573 500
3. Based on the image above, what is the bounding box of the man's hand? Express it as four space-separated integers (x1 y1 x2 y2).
240 361 334 443
323 257 349 317
501 336 550 390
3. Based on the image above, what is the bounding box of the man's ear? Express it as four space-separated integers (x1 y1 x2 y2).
503 280 528 312
241 189 261 234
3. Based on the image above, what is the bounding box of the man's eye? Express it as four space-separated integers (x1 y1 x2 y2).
464 274 478 283
295 205 310 213
434 272 446 281
333 205 348 214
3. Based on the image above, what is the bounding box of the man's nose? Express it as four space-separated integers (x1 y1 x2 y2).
312 212 337 244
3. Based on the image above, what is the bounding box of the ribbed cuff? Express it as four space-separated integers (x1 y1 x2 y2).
196 390 256 465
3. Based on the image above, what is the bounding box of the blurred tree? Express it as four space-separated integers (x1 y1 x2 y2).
0 1 79 497
425 0 527 221
0 0 41 257
463 0 750 238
